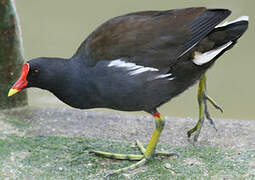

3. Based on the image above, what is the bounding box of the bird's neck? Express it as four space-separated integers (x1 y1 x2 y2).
44 57 96 109
39 57 73 93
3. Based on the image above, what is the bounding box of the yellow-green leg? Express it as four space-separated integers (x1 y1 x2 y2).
90 111 177 176
187 73 223 143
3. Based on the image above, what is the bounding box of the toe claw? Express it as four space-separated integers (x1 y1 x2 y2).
187 125 198 138
105 171 115 178
89 150 96 154
193 134 199 144
187 131 192 138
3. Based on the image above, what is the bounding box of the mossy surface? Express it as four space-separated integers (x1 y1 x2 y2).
0 135 254 180
1 107 255 179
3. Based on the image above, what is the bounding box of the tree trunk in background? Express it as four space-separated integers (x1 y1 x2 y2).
0 0 27 109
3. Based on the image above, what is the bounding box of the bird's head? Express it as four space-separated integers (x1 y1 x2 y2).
8 57 69 97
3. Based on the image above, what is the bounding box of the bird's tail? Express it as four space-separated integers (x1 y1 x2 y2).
210 16 249 46
192 16 249 66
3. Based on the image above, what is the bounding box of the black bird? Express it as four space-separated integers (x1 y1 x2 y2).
8 7 248 174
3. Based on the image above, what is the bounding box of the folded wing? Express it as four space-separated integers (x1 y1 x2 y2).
74 7 231 72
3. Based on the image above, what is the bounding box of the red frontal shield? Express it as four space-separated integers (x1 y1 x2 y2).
8 63 30 97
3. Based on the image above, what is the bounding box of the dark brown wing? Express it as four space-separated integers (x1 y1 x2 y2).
73 7 231 71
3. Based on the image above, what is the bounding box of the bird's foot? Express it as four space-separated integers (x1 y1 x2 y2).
187 93 223 144
90 140 178 176
136 140 178 158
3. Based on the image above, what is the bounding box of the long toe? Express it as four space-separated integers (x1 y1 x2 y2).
106 158 147 177
89 150 144 161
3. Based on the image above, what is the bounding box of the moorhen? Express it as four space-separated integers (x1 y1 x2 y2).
8 7 248 174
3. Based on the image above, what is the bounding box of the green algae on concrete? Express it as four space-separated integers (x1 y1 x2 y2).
0 0 27 109
0 135 254 179
0 107 255 179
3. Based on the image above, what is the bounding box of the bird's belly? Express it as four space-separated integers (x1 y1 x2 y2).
90 71 175 111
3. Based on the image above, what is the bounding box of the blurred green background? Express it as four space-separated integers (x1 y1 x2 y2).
15 0 254 120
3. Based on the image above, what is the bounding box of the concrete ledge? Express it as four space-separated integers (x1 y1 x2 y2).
1 106 254 150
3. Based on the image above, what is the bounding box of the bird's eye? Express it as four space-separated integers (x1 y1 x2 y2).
32 69 39 76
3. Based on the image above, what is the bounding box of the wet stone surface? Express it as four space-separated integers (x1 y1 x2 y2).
0 106 255 150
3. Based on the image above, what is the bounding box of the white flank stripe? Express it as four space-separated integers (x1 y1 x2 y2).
193 41 233 65
108 59 159 75
129 67 157 75
153 73 175 81
168 77 175 81
215 16 249 28
155 73 172 79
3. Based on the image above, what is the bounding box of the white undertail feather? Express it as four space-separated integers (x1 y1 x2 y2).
108 59 159 75
215 16 249 28
193 41 233 65
179 16 248 58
